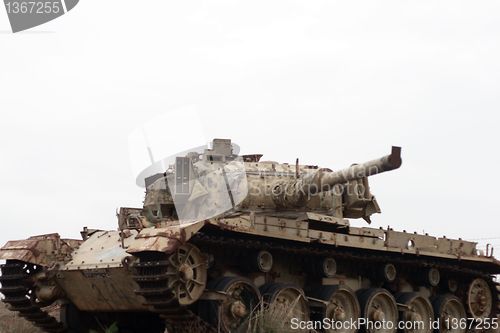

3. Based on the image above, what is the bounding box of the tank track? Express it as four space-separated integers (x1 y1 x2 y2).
0 261 65 333
191 231 500 316
131 258 217 333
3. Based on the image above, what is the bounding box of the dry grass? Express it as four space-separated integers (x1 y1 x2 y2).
0 298 315 333
244 297 311 333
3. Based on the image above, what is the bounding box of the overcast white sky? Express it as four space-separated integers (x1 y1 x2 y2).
0 1 499 251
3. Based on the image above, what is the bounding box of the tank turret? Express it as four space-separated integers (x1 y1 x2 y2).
143 139 402 224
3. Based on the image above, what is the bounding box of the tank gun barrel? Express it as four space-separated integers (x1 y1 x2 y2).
303 146 402 194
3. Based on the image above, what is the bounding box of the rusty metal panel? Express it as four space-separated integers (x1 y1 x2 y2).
308 229 336 242
0 248 39 263
64 230 136 270
435 237 453 254
254 216 308 230
56 268 146 312
385 230 440 253
57 230 147 312
126 221 204 254
335 233 385 248
217 216 253 230
0 233 80 266
449 239 476 256
304 212 349 226
253 223 309 239
436 237 477 257
348 227 385 239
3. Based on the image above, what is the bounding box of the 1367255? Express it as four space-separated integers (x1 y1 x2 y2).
5 1 62 14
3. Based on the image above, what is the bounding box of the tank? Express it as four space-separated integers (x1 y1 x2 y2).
1 138 499 333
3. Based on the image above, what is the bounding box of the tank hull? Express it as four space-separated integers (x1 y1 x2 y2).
2 214 498 333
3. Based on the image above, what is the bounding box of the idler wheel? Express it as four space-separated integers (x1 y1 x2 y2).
433 295 467 333
209 276 261 332
166 243 207 306
397 293 433 333
312 285 360 333
466 278 493 319
261 283 310 326
357 288 398 333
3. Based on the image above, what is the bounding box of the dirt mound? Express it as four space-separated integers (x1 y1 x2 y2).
0 301 44 333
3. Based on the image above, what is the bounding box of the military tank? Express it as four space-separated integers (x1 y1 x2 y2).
1 139 499 333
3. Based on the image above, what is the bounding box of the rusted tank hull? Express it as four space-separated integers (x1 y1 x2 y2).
55 230 146 312
56 268 145 312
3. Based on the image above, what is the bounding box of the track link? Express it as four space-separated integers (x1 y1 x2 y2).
131 257 216 333
0 261 65 333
